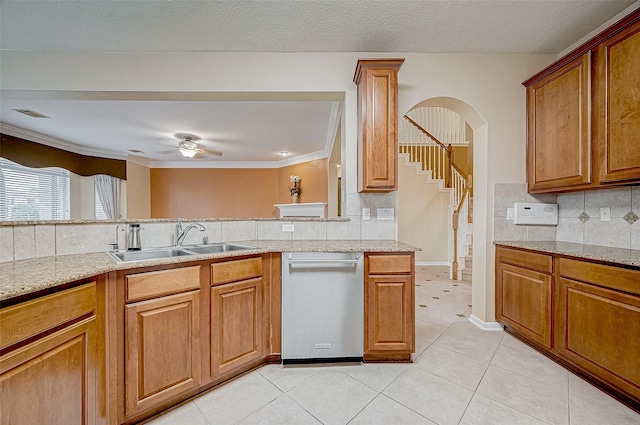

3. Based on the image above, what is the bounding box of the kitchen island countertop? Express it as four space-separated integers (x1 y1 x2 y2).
0 239 419 303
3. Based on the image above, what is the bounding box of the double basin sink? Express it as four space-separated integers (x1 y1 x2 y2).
107 242 257 263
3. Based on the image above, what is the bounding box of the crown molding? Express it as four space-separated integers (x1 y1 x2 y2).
0 123 127 160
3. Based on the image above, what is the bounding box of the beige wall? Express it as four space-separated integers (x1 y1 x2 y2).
151 168 278 218
149 159 329 218
397 157 449 264
276 159 328 205
126 161 151 219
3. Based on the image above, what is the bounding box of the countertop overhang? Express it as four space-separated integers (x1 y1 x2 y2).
0 240 419 302
494 240 640 268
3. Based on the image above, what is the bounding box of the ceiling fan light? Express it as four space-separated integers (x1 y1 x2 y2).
179 148 197 158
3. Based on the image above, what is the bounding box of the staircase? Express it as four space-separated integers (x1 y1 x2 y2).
399 106 473 281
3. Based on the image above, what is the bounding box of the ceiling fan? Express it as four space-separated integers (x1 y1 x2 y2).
160 134 223 158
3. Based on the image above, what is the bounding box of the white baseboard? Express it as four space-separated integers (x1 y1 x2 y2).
469 314 504 331
415 262 451 267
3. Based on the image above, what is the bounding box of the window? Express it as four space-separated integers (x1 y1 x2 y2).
0 157 70 221
95 185 108 219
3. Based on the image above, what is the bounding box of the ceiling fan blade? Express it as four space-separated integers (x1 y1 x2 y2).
198 148 223 157
157 149 177 155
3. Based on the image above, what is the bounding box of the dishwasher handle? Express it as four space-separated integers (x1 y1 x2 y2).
287 253 362 265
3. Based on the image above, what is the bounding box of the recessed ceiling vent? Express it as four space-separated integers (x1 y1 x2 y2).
128 149 144 153
13 109 50 118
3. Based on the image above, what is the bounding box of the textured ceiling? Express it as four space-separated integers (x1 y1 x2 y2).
0 0 637 166
1 0 636 54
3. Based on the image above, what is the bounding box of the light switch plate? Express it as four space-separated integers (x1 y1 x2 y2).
507 208 515 220
377 208 394 220
600 207 611 222
362 208 371 220
282 224 294 232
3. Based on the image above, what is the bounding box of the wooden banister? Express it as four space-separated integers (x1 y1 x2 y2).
404 115 450 152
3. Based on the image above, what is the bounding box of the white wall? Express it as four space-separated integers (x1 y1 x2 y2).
0 50 556 322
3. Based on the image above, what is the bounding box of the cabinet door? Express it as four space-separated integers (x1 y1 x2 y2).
556 277 640 399
354 59 404 192
365 274 414 354
496 262 552 348
1 317 97 425
210 278 264 378
125 290 200 417
596 23 640 183
527 53 591 192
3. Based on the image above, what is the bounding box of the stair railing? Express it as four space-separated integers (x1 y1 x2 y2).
402 114 472 280
402 114 453 187
451 178 471 280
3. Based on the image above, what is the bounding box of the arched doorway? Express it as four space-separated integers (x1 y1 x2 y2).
398 96 498 328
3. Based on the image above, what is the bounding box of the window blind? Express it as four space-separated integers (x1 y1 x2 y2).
0 157 70 221
95 186 108 219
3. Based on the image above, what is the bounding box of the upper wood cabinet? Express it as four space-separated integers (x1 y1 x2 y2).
595 23 640 183
524 10 640 193
354 59 404 192
526 54 591 192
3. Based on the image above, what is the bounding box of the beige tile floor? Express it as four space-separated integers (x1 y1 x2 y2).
146 266 640 425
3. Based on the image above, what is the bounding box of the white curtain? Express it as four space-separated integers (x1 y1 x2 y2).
95 174 121 219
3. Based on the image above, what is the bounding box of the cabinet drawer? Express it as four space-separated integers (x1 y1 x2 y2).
497 246 553 274
559 258 640 296
0 283 96 350
126 266 201 302
367 254 413 274
211 257 262 285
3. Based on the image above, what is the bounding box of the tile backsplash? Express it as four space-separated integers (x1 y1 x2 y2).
494 183 640 249
0 215 395 262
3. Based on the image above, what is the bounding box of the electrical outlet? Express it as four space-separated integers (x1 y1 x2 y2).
600 207 611 222
282 224 294 232
362 208 371 220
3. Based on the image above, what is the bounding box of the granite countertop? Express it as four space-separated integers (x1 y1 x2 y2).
0 217 349 226
0 240 419 303
494 240 640 268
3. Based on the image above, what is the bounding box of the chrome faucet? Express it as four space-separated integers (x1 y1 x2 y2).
175 218 206 246
110 224 125 251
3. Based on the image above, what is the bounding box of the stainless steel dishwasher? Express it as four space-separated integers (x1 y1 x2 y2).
281 252 364 363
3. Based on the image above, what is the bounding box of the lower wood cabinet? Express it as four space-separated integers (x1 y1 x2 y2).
364 253 415 361
495 247 553 348
124 290 201 416
556 259 640 402
0 282 103 425
120 265 202 420
495 244 640 410
210 277 264 378
210 256 265 379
